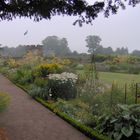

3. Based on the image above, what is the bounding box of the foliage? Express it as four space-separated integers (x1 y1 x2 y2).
77 63 101 101
7 59 18 68
48 72 78 99
96 104 140 140
12 68 34 85
109 65 120 72
78 79 136 117
35 63 62 77
0 92 10 112
0 0 139 26
75 64 84 70
33 77 48 87
28 85 49 99
53 99 95 125
35 97 111 140
50 57 71 66
85 35 102 54
42 36 71 56
22 51 44 66
128 65 140 74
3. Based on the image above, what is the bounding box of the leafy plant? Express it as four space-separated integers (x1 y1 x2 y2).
33 77 48 87
48 72 78 99
0 92 10 112
96 104 140 140
35 63 62 77
28 85 49 99
36 97 111 140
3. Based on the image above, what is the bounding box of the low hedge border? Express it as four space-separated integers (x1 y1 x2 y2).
35 97 112 140
6 77 111 140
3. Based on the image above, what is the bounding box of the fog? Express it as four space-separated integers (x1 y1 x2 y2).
0 3 140 53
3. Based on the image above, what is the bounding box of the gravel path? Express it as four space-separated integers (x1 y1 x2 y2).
0 75 90 140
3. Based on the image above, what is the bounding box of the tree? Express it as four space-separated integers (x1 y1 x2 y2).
85 35 102 54
103 47 114 55
131 50 140 56
115 47 128 55
42 36 71 57
0 0 139 25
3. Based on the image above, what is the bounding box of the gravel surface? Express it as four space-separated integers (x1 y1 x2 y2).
0 75 90 140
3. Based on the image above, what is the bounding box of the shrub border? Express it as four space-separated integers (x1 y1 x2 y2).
7 77 111 140
35 97 112 140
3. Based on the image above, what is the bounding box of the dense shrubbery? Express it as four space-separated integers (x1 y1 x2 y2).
48 72 78 99
96 104 140 140
1 54 140 140
29 85 49 99
35 63 62 77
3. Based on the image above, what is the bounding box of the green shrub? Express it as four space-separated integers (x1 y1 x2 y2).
53 99 95 125
36 97 111 140
28 85 49 99
109 65 120 72
0 67 10 75
96 104 140 140
75 64 84 70
12 68 34 84
128 65 140 74
34 77 48 87
0 92 10 112
35 63 62 77
48 72 78 100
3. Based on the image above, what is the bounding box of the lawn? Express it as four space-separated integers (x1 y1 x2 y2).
99 72 140 85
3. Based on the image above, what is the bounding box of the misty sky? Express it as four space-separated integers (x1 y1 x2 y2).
0 3 140 53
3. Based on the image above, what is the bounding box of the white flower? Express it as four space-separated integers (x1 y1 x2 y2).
48 72 78 84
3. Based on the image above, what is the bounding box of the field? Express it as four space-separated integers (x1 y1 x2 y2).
99 72 140 85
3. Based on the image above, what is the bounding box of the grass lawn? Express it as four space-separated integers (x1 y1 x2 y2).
99 72 140 85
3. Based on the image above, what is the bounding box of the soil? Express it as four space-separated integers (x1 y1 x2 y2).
0 128 9 140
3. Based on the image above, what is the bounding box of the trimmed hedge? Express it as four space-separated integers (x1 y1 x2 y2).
35 97 111 140
7 77 111 140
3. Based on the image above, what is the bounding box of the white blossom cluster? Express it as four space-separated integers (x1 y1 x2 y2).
48 72 78 84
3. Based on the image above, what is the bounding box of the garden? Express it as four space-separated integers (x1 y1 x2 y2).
0 52 140 140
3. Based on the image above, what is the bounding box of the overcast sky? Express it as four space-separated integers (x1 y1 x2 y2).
0 2 140 53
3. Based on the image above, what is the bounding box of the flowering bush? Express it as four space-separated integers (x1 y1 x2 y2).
7 59 18 68
35 63 62 77
48 72 78 99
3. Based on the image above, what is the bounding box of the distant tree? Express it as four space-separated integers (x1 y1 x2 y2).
42 36 71 57
94 46 114 55
73 50 79 55
94 46 104 54
131 50 140 56
0 45 26 57
115 47 128 55
15 45 26 57
85 35 102 54
103 47 114 55
0 0 139 26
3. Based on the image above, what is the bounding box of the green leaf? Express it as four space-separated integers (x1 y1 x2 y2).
123 114 130 120
110 118 118 124
118 104 129 111
113 132 122 140
121 126 133 137
115 123 122 131
135 127 140 134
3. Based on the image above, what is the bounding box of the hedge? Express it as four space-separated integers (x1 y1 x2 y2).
35 97 112 140
6 76 112 140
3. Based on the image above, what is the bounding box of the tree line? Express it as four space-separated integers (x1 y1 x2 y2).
0 35 140 58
